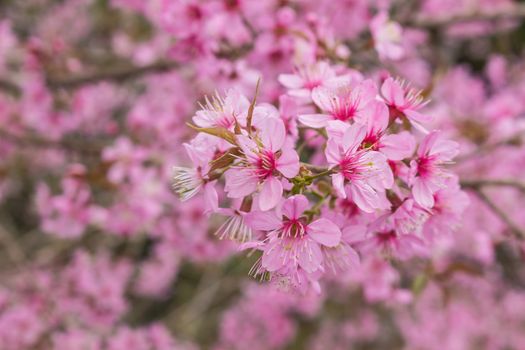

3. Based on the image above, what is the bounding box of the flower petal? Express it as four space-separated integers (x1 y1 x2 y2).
276 146 300 178
332 173 346 198
348 181 380 213
308 218 342 247
380 132 415 160
262 241 286 272
258 177 283 211
298 113 331 128
342 124 367 153
412 178 435 208
204 181 219 213
381 77 404 106
261 118 286 152
297 240 323 272
236 134 259 161
278 74 303 89
325 138 342 165
342 224 368 244
359 100 389 132
224 169 258 198
245 210 282 231
311 86 335 111
282 195 309 220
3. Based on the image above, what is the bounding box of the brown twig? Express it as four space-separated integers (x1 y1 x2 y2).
407 4 525 29
0 128 107 155
3 44 257 94
473 189 525 240
301 163 330 174
46 60 181 90
1 61 180 95
0 78 21 97
456 130 525 162
461 179 525 194
0 224 27 266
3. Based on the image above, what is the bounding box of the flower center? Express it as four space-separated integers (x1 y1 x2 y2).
340 198 359 217
304 79 322 90
224 0 240 11
282 218 307 239
333 102 357 121
376 230 397 243
416 156 435 178
216 115 235 129
187 5 203 20
339 152 368 181
255 150 277 179
361 133 380 150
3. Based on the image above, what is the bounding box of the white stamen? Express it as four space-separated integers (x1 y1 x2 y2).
172 166 202 201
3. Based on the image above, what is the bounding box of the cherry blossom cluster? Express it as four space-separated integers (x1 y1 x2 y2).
1 0 525 348
174 61 468 292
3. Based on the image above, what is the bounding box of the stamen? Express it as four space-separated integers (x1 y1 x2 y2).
214 214 253 242
172 167 202 201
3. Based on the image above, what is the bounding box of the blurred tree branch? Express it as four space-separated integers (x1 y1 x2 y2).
46 60 181 90
472 189 525 240
456 130 525 162
0 128 107 156
0 45 254 95
0 78 21 97
0 61 181 96
407 3 525 28
0 223 27 266
461 179 525 194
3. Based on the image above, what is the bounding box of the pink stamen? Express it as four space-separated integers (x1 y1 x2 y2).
339 152 368 181
281 218 307 239
255 150 277 179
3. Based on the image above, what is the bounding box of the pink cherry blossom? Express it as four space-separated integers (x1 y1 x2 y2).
193 89 250 130
325 123 394 212
370 12 404 61
3 1 525 348
278 61 346 100
354 215 428 260
246 195 347 274
328 100 416 160
224 118 299 211
172 139 218 207
299 79 377 128
380 77 431 131
409 131 459 207
161 0 209 38
423 178 470 242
